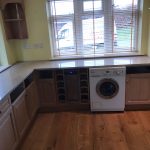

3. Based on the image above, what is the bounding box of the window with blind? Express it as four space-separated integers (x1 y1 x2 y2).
47 0 139 58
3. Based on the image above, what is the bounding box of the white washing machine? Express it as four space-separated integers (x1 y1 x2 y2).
89 67 126 111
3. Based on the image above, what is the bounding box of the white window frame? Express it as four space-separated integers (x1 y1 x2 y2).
47 0 139 58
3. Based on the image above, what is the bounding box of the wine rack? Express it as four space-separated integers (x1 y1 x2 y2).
55 68 90 104
79 68 89 103
55 69 66 103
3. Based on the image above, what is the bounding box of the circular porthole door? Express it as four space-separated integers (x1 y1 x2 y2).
96 78 119 99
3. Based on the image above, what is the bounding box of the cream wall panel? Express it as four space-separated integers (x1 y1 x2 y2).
0 0 150 63
0 12 16 65
14 0 51 61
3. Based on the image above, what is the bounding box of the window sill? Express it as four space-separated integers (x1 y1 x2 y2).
51 52 145 61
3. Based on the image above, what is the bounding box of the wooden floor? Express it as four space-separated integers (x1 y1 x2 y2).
20 111 150 150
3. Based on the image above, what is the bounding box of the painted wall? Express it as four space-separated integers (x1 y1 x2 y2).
139 0 150 55
147 1 150 56
14 0 150 61
1 0 150 63
13 0 51 61
0 12 16 65
0 18 8 65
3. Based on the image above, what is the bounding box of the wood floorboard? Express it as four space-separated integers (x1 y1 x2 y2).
20 111 150 150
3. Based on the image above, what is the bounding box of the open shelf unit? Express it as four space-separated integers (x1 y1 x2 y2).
0 0 28 39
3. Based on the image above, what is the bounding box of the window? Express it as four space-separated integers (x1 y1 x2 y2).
47 0 139 58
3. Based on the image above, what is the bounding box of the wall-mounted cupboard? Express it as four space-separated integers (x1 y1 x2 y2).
0 0 28 39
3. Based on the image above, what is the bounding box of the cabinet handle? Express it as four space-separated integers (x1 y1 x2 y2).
0 110 2 114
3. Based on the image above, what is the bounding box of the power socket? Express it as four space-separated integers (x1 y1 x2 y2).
33 43 44 49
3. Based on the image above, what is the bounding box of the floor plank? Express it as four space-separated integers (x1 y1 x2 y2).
20 111 150 150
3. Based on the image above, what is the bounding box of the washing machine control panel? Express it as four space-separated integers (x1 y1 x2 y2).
113 70 125 76
89 67 126 77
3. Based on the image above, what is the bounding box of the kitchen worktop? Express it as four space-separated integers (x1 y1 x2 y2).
1 56 150 101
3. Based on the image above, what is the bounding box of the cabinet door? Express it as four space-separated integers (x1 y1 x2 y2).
26 81 39 119
0 109 18 150
38 79 57 107
126 74 150 105
12 91 29 137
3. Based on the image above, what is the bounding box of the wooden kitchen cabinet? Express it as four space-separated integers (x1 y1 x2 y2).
38 79 57 107
126 73 150 105
37 68 90 111
12 91 30 138
37 70 57 108
0 109 18 150
0 0 28 39
25 81 39 119
0 96 18 150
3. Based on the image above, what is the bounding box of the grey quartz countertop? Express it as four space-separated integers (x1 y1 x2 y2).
1 56 150 101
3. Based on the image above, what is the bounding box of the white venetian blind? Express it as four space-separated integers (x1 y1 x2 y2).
47 0 139 57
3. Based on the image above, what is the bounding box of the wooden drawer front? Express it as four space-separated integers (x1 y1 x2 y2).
0 97 10 118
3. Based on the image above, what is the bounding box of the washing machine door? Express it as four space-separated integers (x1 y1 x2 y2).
96 78 119 99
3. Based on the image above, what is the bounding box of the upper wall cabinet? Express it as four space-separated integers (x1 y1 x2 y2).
0 0 28 39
